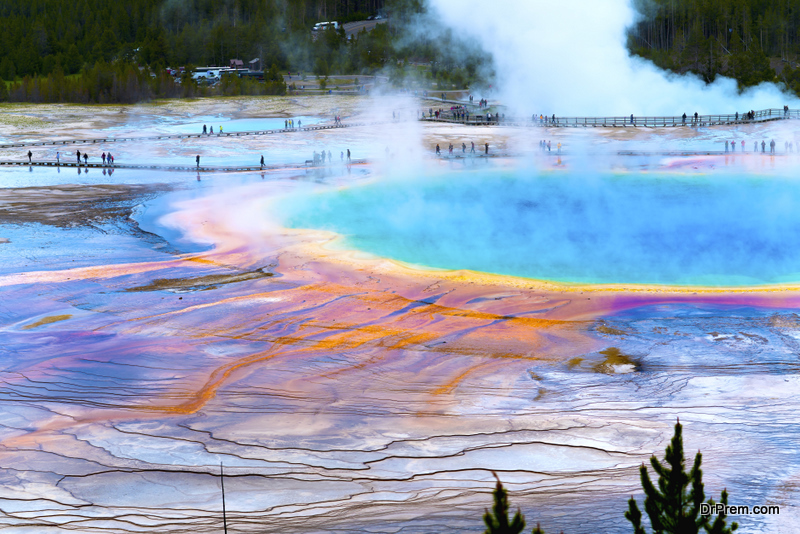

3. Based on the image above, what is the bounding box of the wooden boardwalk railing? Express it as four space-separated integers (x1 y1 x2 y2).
421 108 799 128
0 122 374 150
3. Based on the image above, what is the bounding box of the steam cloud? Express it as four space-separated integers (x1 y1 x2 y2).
428 0 799 116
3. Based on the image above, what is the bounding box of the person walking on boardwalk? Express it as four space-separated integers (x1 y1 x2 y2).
83 153 88 165
485 143 489 155
56 151 60 164
76 150 81 164
347 149 351 162
730 140 735 152
219 126 223 134
102 152 106 164
741 140 745 151
27 150 32 163
682 113 686 124
260 155 265 168
471 141 475 153
462 142 466 153
725 140 729 152
762 140 766 152
210 126 213 134
436 144 441 155
771 139 776 153
203 124 207 134
196 155 200 167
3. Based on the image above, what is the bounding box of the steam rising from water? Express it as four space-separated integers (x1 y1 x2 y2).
429 0 799 115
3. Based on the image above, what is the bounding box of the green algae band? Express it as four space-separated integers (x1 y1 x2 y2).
278 169 800 287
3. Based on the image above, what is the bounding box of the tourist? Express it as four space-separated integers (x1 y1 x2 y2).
347 149 351 162
557 142 562 153
77 150 81 164
770 139 776 153
298 120 302 128
741 140 745 151
762 140 766 152
83 153 88 164
56 151 60 164
196 155 200 167
436 144 440 155
682 113 686 124
462 143 466 153
547 140 551 152
102 152 106 164
725 140 729 152
27 150 32 163
730 140 735 152
203 124 207 134
210 126 213 134
471 141 475 153
485 143 489 155
219 126 223 134
260 155 265 168
694 111 699 123
285 120 288 129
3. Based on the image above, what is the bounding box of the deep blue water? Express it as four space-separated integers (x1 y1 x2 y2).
276 168 800 286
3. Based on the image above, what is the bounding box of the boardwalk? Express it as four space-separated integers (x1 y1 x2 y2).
0 122 371 150
421 108 799 128
0 160 365 173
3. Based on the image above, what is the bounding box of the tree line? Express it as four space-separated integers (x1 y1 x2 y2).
0 0 491 104
628 0 800 94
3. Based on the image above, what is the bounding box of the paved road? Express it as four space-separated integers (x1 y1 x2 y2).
342 19 387 38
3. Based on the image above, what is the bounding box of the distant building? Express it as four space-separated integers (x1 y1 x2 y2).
229 59 244 69
249 58 261 71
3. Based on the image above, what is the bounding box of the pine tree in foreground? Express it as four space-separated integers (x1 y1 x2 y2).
625 420 738 534
483 472 526 534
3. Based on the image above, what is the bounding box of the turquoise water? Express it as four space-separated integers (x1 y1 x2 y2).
277 168 800 286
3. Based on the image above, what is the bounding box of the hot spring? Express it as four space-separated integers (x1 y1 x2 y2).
277 165 800 287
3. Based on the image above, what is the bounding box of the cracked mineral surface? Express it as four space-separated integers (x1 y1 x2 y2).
0 97 798 533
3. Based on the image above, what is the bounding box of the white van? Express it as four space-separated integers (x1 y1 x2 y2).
312 21 339 32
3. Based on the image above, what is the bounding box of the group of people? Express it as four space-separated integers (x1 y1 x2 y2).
312 148 351 166
539 140 561 152
26 149 114 165
202 124 223 134
722 139 789 154
333 115 343 125
284 119 302 129
533 114 558 125
435 142 489 156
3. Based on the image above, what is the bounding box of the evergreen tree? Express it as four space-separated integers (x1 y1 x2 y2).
483 473 526 534
625 420 738 534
